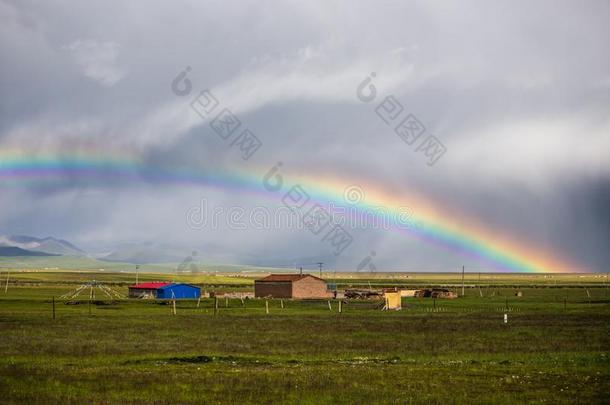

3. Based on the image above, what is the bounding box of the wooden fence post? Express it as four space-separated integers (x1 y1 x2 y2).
52 296 56 320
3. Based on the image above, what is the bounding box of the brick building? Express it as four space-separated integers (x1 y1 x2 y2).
254 274 332 299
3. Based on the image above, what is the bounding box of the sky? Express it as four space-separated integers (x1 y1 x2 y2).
0 0 609 272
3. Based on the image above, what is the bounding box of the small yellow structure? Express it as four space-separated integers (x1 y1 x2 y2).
383 291 402 310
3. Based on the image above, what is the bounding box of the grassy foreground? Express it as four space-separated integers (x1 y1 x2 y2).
0 271 608 404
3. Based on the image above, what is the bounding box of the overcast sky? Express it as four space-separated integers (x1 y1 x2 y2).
0 0 609 271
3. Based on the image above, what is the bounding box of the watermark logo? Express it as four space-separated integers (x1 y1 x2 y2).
186 199 207 230
230 130 263 160
415 135 447 166
322 224 354 256
303 204 332 235
176 251 200 274
171 66 193 96
262 162 284 192
210 108 242 140
190 90 219 118
375 95 403 124
395 114 426 146
171 68 264 161
282 185 311 213
356 74 447 166
356 72 377 102
356 251 377 272
343 185 365 205
185 197 421 232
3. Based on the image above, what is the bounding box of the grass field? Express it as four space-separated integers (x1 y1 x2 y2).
0 271 608 404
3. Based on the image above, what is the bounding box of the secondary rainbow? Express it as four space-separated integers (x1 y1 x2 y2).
0 151 584 273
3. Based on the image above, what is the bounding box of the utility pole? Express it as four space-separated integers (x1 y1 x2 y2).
317 262 323 278
135 265 140 285
461 265 465 297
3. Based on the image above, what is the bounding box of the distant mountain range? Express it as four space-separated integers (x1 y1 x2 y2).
0 234 337 269
0 235 85 256
0 234 196 265
0 246 58 257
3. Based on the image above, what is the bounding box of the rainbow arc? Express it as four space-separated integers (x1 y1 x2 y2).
0 151 585 273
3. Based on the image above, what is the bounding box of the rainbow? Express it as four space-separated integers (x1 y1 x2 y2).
0 150 584 273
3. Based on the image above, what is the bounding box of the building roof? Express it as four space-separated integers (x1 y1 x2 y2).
128 282 171 289
256 274 324 283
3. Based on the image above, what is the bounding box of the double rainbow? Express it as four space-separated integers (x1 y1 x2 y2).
0 150 583 273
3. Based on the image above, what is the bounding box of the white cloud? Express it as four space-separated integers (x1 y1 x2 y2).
62 39 126 86
129 43 415 148
446 116 610 186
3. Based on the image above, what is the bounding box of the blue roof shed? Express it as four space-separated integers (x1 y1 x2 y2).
156 283 201 299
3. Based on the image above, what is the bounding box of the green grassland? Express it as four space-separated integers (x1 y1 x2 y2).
0 270 608 404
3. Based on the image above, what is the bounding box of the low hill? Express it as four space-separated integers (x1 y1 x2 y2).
0 235 85 256
0 246 58 257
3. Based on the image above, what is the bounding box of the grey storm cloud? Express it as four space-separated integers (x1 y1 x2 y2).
0 0 609 271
